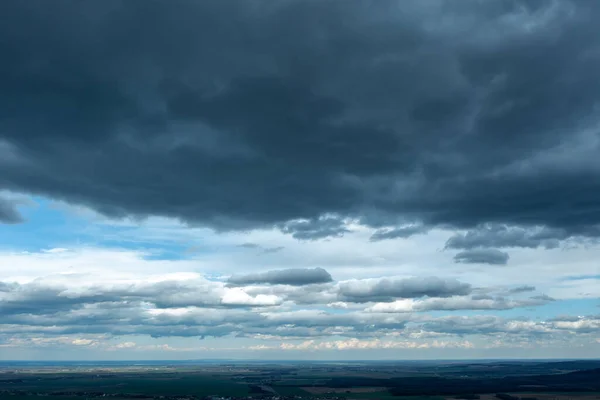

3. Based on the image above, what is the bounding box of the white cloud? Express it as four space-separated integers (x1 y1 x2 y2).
263 338 475 351
368 295 553 313
221 288 282 306
114 341 136 349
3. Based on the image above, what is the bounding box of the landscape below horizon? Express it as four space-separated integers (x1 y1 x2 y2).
1 359 599 400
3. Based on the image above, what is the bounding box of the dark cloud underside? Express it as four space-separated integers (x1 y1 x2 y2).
1 1 600 240
338 277 471 303
228 268 333 286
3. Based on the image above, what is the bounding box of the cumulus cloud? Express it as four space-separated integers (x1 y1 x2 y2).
220 288 282 306
228 268 333 286
338 277 471 303
0 274 289 317
0 264 596 344
453 249 510 265
0 238 594 353
0 271 476 340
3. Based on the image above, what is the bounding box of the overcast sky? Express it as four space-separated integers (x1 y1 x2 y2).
0 0 599 360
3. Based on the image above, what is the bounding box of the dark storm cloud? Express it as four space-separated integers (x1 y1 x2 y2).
0 196 23 224
453 249 510 265
338 277 471 303
2 0 600 241
228 267 333 286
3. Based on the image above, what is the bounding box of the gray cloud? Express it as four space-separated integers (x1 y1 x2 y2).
0 196 23 224
338 277 471 303
278 216 350 240
446 225 566 250
471 294 494 301
419 315 535 336
1 303 596 341
0 1 599 241
0 274 474 320
369 224 429 241
454 248 509 265
509 285 536 294
238 243 260 249
531 294 556 302
262 246 284 254
421 314 600 337
237 243 285 254
228 267 333 286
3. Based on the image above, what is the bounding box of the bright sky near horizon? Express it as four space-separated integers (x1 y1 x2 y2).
0 0 599 360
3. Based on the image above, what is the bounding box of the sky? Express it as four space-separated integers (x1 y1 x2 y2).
0 0 599 360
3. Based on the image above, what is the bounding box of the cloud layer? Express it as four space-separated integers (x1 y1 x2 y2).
0 268 573 341
0 242 596 358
